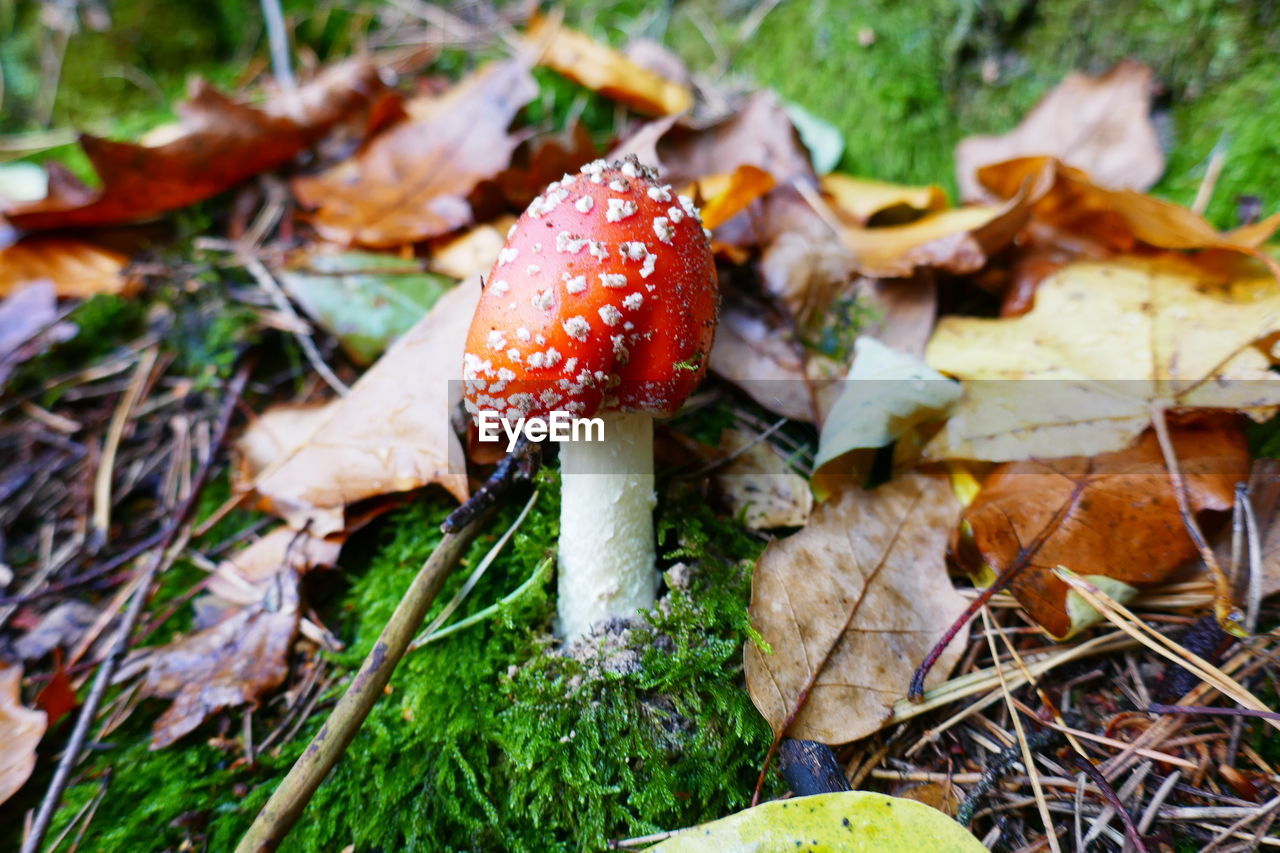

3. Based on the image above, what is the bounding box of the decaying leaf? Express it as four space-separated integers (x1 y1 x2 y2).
925 255 1280 461
277 249 454 365
812 337 959 497
207 526 343 606
694 164 777 230
5 60 387 230
713 430 812 529
954 415 1248 639
650 792 985 852
119 569 300 748
526 16 693 116
838 187 1031 279
707 296 818 424
745 471 968 744
956 60 1164 202
979 157 1280 266
0 237 135 298
0 664 46 806
293 60 537 247
822 174 947 225
251 280 477 535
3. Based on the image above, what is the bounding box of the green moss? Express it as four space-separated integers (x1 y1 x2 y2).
51 473 774 851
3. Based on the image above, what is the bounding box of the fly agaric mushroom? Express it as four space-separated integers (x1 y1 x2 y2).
461 157 718 640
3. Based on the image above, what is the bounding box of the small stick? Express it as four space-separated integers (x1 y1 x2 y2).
235 511 489 852
21 361 252 853
441 436 541 533
260 0 296 90
1067 753 1148 853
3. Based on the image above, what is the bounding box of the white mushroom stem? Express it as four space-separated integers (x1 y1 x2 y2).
557 410 657 640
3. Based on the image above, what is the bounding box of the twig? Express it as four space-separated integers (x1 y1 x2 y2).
1136 771 1180 835
442 436 541 533
1067 753 1147 853
21 361 252 853
92 346 159 548
234 510 490 852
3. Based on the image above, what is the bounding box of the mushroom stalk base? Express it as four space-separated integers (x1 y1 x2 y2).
557 410 657 640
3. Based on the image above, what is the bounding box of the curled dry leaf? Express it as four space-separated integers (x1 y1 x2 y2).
745 471 968 744
694 164 778 230
837 187 1031 279
293 60 537 247
979 157 1280 268
0 664 45 806
953 415 1248 639
925 255 1280 461
252 280 477 536
5 60 387 231
0 237 135 298
821 174 947 225
650 791 985 853
526 16 693 117
712 429 812 529
119 569 300 748
207 525 343 606
956 60 1164 202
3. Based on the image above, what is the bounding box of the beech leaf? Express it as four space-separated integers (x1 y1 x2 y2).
0 664 45 806
292 60 537 247
745 471 968 744
0 237 136 298
925 255 1280 461
650 792 985 852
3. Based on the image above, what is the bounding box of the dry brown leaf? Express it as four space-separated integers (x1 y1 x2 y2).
1239 459 1280 599
292 60 537 248
979 157 1280 269
821 174 947 225
207 526 343 606
487 122 599 211
956 60 1164 202
252 280 477 536
0 664 45 806
526 16 693 116
713 429 812 529
954 415 1248 639
708 296 819 424
744 471 968 744
925 255 1280 461
854 274 938 359
119 569 299 748
0 237 135 298
5 60 387 230
608 114 681 168
234 400 340 488
691 164 778 230
839 187 1031 279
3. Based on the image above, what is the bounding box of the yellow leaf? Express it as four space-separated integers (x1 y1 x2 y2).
650 792 986 852
821 173 947 224
526 16 692 116
694 165 777 230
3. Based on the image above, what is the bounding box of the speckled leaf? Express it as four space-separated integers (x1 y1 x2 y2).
279 250 454 365
650 791 986 852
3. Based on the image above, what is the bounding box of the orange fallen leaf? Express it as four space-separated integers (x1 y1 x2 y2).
821 174 947 225
0 664 46 806
979 156 1280 270
526 15 693 116
34 651 77 730
292 60 537 248
4 60 388 231
956 60 1164 202
953 415 1248 639
0 237 135 298
251 280 477 536
745 471 968 744
692 165 778 230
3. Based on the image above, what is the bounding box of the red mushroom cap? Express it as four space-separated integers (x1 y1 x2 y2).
462 157 718 422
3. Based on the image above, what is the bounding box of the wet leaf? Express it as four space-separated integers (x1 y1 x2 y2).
713 429 812 529
13 600 100 661
956 60 1163 202
650 791 985 852
0 237 135 298
118 569 300 749
745 471 968 744
812 338 959 498
0 664 45 806
234 400 340 489
5 60 388 230
526 16 693 116
925 255 1280 461
954 415 1248 638
1237 460 1280 599
251 280 477 535
822 174 947 225
838 189 1031 279
979 157 1280 267
278 249 454 365
293 60 537 248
